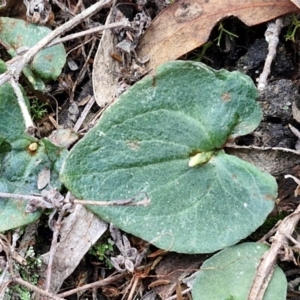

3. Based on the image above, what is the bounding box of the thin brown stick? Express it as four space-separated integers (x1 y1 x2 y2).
48 21 128 47
74 197 150 206
164 288 192 300
52 0 75 16
247 202 300 300
0 191 150 208
73 96 95 132
127 276 139 300
69 37 96 102
0 192 42 201
0 235 15 276
45 207 67 292
12 277 65 300
57 273 127 298
66 34 93 56
0 192 53 208
225 143 300 155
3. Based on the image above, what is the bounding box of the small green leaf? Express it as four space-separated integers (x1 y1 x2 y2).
0 84 67 231
192 242 287 300
0 138 67 231
60 61 276 253
0 17 66 89
22 66 45 91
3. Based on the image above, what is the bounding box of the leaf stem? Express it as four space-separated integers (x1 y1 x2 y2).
9 78 36 135
0 191 150 210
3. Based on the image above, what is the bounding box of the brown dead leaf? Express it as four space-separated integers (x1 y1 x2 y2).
152 253 204 299
35 205 107 294
290 0 300 8
93 9 120 107
137 0 298 70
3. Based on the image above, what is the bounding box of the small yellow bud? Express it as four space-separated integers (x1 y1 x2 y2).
28 142 38 151
189 151 214 167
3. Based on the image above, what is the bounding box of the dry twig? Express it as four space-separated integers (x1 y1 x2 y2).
247 175 300 300
69 36 96 102
13 277 64 300
47 21 129 47
57 273 127 298
0 190 150 212
257 18 283 90
73 95 95 132
44 203 68 292
225 143 300 155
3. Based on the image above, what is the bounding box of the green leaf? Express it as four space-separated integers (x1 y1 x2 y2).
0 58 7 74
0 138 67 231
0 17 66 89
0 84 67 231
192 242 287 300
22 66 46 91
0 140 68 231
0 83 33 142
60 61 277 253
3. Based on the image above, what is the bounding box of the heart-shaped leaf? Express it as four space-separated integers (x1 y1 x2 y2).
60 61 277 253
192 242 287 299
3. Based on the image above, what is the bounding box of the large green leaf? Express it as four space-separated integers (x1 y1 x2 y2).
0 83 67 231
192 242 287 300
0 17 66 90
60 61 277 253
